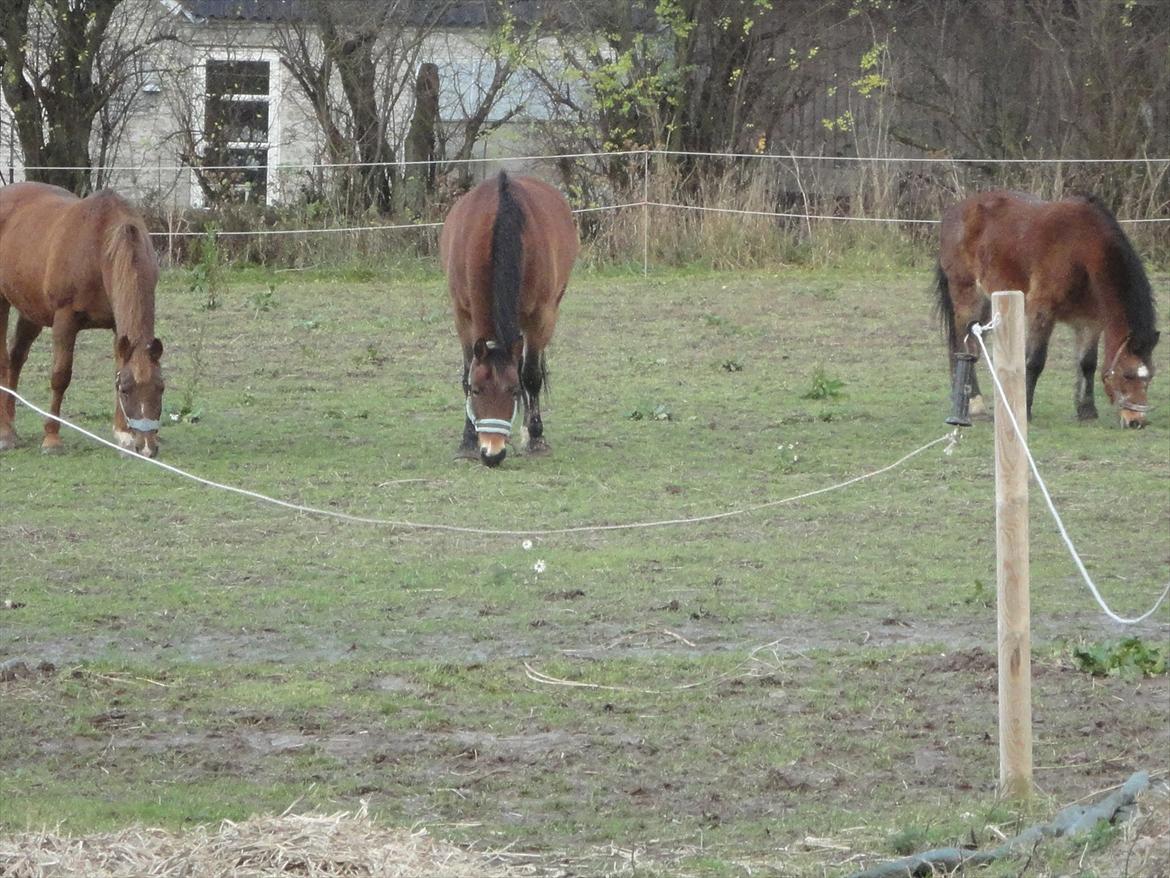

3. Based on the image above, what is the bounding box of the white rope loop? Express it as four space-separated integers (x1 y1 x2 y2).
972 320 1170 625
0 384 948 537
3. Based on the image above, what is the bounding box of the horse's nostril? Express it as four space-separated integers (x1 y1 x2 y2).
481 449 506 467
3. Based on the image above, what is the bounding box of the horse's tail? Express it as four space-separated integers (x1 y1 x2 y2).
104 215 158 338
1083 195 1159 358
932 262 958 353
490 171 525 349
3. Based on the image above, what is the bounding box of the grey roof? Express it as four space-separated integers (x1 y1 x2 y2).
183 1 558 26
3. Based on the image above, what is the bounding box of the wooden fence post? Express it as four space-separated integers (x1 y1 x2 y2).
642 148 650 276
993 289 1033 799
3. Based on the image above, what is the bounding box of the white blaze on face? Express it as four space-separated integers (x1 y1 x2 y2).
1137 364 1150 379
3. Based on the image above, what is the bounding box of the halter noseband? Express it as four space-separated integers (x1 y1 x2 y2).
466 395 518 438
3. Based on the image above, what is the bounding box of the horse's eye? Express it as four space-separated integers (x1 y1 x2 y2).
470 388 482 396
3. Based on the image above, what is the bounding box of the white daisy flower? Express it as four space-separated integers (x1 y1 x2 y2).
534 560 546 575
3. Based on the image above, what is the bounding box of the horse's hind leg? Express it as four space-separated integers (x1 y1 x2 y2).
0 302 13 450
1 314 44 450
950 285 991 418
1024 313 1055 421
1074 325 1099 421
521 344 549 455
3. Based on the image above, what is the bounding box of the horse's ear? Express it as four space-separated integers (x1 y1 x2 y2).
473 338 489 361
148 338 164 362
116 335 132 362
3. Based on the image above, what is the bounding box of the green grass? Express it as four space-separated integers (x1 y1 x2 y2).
0 265 1167 876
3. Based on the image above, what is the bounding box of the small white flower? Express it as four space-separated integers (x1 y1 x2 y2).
534 560 546 575
522 539 533 551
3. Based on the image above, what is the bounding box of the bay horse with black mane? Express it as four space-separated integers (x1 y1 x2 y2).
935 190 1159 428
441 171 578 466
0 182 164 456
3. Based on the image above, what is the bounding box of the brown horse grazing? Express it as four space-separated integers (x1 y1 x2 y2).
440 171 578 466
935 190 1159 428
0 182 164 456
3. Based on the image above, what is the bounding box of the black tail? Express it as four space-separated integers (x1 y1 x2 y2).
490 171 525 349
933 262 958 353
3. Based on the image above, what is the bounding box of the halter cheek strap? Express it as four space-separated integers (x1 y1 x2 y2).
466 396 518 438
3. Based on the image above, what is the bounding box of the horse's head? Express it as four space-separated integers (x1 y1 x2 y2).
116 335 165 457
1102 333 1158 428
466 337 520 467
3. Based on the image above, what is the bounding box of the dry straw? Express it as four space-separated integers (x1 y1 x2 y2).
0 805 532 878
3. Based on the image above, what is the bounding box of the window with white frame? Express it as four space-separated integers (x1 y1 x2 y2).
195 55 279 206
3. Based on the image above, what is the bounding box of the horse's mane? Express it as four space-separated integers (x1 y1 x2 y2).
489 171 525 349
101 194 156 343
1080 194 1159 358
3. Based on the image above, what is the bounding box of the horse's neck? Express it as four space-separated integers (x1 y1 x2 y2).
109 280 155 344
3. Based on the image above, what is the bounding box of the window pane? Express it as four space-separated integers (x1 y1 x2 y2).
205 97 269 144
201 147 268 204
206 60 270 97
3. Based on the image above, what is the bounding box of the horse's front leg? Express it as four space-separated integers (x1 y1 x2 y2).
521 345 549 455
455 349 478 460
42 312 80 454
1073 325 1099 421
111 332 136 450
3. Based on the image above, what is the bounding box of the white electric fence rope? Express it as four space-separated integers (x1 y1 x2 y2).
151 201 649 237
15 148 649 174
14 147 1168 173
971 320 1170 625
646 200 941 225
0 384 951 538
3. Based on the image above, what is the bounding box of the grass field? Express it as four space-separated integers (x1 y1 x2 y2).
1 260 1167 876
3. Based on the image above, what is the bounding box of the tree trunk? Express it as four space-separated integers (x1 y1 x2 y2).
403 62 438 215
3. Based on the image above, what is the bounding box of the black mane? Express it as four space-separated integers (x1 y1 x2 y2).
489 171 525 349
1081 194 1159 359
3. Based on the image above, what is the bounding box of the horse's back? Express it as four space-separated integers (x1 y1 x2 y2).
0 183 147 325
941 191 1101 295
511 176 578 293
441 174 577 339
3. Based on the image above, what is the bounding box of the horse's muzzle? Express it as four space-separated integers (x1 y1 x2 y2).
480 447 506 467
1118 399 1150 429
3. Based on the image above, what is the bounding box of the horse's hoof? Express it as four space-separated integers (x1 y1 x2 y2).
1077 407 1098 421
524 437 551 456
40 442 64 455
454 445 479 461
0 435 17 452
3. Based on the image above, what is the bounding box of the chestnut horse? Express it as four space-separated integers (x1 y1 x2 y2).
440 171 578 466
0 182 164 456
935 190 1159 428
